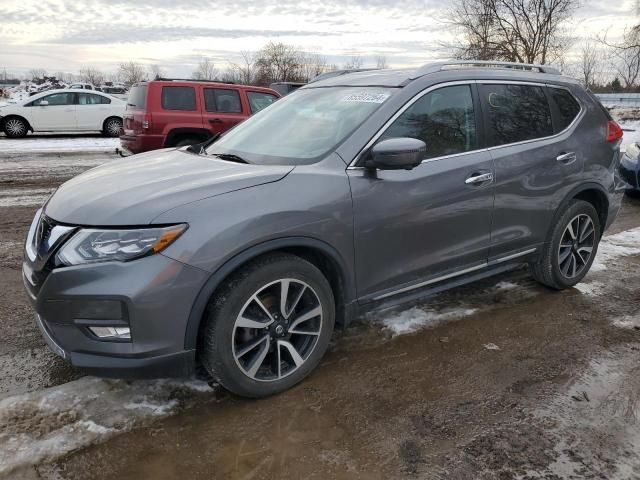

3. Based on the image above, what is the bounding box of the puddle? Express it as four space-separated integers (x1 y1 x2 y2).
531 346 640 478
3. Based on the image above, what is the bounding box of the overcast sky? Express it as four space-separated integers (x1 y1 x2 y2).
1 0 638 78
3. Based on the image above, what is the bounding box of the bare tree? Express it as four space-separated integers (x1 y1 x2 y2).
375 55 389 69
343 56 363 69
78 67 105 86
118 61 147 86
255 42 302 83
29 68 47 80
192 58 218 80
228 51 258 84
149 64 164 80
447 0 577 64
299 52 329 81
602 27 640 89
578 40 603 89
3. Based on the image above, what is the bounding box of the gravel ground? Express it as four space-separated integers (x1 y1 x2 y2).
1 133 640 479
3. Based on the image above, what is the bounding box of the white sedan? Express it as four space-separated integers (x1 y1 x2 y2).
0 89 125 138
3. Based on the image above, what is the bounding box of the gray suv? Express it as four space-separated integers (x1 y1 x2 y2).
23 61 626 397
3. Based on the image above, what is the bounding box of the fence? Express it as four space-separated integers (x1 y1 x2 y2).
595 93 640 107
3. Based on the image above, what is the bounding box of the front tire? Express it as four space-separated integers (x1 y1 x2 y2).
3 117 28 138
200 253 335 398
530 200 601 289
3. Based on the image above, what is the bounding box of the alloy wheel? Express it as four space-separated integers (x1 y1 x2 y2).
106 119 122 136
5 119 26 136
232 278 323 382
558 213 595 279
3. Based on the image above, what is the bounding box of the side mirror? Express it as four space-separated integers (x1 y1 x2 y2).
366 137 426 170
38 100 49 106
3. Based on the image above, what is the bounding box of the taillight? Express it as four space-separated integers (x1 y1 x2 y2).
142 114 151 130
607 120 623 142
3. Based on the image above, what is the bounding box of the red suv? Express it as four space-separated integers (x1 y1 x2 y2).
120 79 280 154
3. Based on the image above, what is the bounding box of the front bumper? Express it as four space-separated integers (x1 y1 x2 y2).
24 251 209 378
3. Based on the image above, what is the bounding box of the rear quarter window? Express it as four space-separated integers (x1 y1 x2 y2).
162 86 197 111
548 88 581 131
247 91 278 113
480 84 553 146
127 85 147 109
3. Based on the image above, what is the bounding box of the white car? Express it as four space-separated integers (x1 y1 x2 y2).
0 89 125 138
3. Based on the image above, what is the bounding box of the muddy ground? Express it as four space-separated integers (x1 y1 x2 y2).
1 134 640 479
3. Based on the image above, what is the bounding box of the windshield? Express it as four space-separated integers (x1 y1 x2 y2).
206 86 395 165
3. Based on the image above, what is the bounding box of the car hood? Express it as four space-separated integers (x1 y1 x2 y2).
45 148 294 225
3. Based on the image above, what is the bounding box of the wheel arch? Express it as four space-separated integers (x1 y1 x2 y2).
1 114 32 133
184 237 356 351
551 183 609 239
164 128 211 147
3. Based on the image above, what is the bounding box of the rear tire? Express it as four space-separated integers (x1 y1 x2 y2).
3 117 28 138
530 200 601 290
103 117 123 137
174 138 200 147
200 253 335 398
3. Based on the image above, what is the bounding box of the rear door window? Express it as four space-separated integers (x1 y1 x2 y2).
548 88 581 131
79 93 110 105
380 84 477 160
247 91 278 113
204 88 242 113
479 84 553 146
162 86 197 111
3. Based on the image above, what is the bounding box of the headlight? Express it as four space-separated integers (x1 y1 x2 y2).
55 224 187 266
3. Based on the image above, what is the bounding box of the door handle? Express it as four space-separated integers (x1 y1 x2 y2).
465 172 494 185
556 152 577 164
64 108 74 112
208 118 223 124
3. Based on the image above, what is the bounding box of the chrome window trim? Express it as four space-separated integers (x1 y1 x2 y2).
347 80 584 169
480 81 584 152
371 247 537 301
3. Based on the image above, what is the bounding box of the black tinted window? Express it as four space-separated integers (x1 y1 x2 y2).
549 88 580 131
204 88 242 113
480 84 552 146
381 85 477 160
162 86 196 111
247 92 278 113
127 85 146 109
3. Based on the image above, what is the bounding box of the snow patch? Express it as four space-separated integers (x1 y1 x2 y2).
0 136 118 153
382 306 477 336
573 281 607 296
483 343 501 350
0 376 213 476
611 315 640 330
591 227 640 272
0 187 54 207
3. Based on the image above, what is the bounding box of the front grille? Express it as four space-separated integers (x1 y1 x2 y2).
23 212 76 296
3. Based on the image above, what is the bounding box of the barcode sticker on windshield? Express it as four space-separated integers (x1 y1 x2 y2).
340 92 390 103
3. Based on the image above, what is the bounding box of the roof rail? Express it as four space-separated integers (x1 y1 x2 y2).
309 68 379 83
153 77 236 84
410 60 561 79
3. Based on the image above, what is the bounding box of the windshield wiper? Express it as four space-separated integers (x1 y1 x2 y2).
210 153 249 164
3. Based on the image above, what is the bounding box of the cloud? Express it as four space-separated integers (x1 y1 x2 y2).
47 26 341 45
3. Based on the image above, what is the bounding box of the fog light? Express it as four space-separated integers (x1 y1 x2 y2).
89 326 131 340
